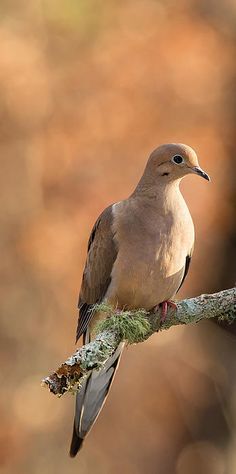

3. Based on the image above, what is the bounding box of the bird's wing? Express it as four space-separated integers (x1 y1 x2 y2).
177 247 194 293
76 204 118 342
71 205 121 457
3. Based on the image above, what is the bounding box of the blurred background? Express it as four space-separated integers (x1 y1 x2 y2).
1 0 236 473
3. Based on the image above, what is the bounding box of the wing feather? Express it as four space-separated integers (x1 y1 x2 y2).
76 205 117 342
177 248 193 293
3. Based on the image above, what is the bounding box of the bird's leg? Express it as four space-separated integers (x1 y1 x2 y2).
159 300 177 323
161 301 168 322
161 300 177 322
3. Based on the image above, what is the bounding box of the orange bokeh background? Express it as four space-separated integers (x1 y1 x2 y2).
1 1 236 473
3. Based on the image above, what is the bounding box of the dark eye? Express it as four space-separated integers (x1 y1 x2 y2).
172 155 184 165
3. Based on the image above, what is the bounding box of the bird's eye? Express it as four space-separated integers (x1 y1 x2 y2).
172 155 184 165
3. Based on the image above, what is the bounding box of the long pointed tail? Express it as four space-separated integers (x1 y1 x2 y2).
69 343 124 457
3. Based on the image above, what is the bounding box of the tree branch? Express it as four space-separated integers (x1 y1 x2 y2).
42 287 236 397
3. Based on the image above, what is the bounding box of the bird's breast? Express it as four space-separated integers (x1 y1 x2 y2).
105 199 194 310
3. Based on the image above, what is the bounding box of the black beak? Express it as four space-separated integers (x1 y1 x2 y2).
192 166 210 181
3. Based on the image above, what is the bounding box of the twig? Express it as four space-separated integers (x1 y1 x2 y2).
42 287 236 397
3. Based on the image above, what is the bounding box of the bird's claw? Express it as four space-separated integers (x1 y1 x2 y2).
160 300 177 323
153 300 177 324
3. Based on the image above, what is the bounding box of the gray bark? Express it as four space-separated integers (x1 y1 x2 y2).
42 287 236 397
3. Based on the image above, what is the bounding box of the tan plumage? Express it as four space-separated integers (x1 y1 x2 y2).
70 143 210 457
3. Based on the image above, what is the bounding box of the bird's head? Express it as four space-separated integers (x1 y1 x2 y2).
147 143 210 183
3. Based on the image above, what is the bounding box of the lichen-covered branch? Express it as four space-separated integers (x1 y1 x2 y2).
42 287 236 396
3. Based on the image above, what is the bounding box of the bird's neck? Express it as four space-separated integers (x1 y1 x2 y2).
131 176 182 203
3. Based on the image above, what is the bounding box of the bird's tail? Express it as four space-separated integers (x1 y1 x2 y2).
69 342 124 457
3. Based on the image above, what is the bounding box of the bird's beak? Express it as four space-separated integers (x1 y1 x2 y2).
191 166 210 181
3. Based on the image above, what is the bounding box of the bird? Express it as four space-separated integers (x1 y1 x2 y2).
69 143 210 457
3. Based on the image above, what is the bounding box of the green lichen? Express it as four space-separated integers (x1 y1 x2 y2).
94 303 152 344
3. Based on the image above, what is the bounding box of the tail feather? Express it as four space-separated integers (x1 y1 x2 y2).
69 423 84 457
69 343 124 457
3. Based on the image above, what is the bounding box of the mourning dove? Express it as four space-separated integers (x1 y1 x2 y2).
70 143 210 457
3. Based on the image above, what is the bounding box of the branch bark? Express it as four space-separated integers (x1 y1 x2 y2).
42 287 236 397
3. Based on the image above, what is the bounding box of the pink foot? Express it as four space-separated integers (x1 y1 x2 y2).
160 300 177 323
